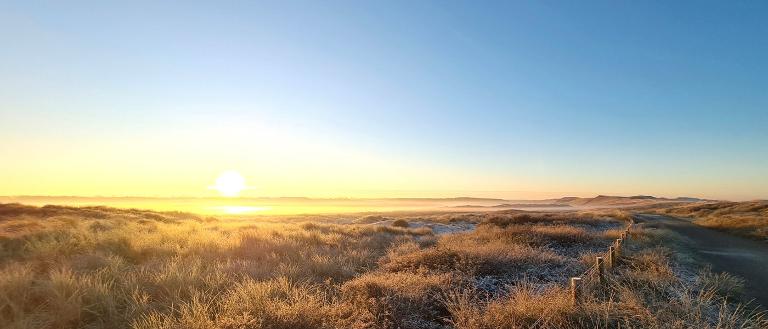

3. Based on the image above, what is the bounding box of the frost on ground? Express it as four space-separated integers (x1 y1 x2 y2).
354 211 629 295
3 204 764 328
366 218 477 235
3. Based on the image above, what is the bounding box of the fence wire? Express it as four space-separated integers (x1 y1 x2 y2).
571 221 634 289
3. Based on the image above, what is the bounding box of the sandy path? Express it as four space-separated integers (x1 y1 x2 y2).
635 214 768 308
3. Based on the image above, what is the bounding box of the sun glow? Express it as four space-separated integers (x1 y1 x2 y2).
213 205 269 214
211 171 247 197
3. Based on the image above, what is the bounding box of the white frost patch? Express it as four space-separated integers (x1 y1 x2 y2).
363 218 476 235
409 221 477 235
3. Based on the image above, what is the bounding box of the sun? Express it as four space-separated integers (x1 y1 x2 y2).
211 171 247 197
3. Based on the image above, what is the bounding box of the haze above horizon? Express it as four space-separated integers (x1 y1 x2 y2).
0 194 712 215
1 1 767 201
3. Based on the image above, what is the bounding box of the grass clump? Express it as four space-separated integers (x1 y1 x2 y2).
659 201 768 241
392 219 410 228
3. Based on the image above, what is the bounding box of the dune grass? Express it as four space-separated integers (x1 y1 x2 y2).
0 203 764 328
659 201 768 241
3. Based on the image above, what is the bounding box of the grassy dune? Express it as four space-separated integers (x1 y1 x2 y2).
659 201 768 241
0 203 764 328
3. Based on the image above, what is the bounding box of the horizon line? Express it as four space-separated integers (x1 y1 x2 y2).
0 194 725 201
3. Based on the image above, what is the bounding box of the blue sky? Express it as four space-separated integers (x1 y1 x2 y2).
1 1 767 200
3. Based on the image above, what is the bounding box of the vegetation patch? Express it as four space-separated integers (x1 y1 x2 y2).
0 203 764 328
659 201 768 241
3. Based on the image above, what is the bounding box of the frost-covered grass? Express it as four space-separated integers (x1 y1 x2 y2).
658 201 768 241
0 203 763 328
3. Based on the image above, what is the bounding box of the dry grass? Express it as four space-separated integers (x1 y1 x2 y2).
445 228 767 329
659 201 768 241
392 219 410 228
0 203 764 328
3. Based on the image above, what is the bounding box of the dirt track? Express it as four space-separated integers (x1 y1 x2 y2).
635 214 768 308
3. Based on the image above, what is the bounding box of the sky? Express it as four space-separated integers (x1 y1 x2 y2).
1 1 767 201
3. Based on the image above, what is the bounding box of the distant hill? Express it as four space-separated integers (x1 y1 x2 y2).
549 195 707 208
450 203 572 209
448 195 706 210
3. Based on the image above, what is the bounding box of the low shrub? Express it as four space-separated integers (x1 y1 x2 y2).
392 219 409 228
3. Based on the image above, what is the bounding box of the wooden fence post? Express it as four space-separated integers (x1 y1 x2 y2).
570 277 582 305
616 238 623 255
596 256 605 285
609 246 616 268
